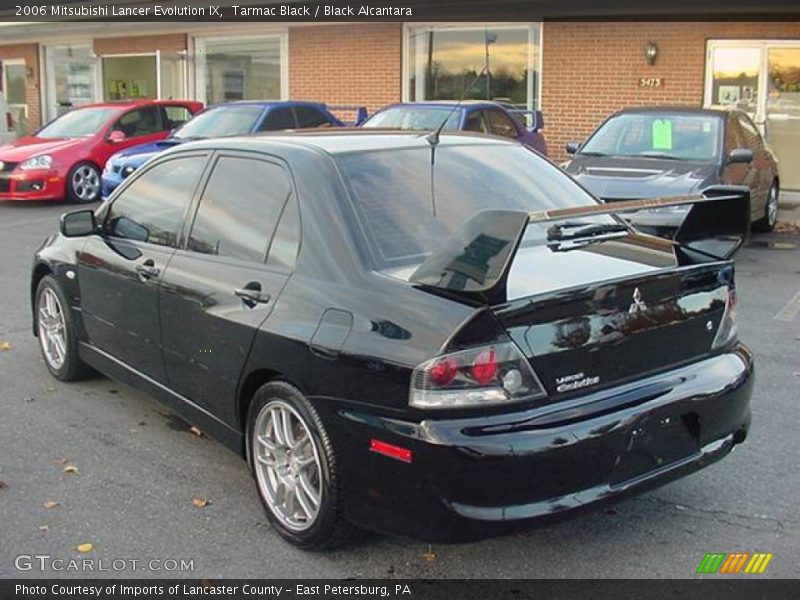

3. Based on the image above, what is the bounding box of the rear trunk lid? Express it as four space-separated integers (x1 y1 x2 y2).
492 236 729 398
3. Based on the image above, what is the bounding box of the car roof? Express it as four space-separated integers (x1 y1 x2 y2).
67 99 198 111
174 128 510 156
379 101 507 110
611 106 729 118
207 100 328 110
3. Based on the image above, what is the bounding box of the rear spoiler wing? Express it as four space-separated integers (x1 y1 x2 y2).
326 104 368 126
409 185 750 299
506 108 544 132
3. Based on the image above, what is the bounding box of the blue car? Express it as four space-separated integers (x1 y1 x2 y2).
361 101 548 156
101 101 364 199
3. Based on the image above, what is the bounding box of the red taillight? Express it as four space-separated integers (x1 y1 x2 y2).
429 357 458 386
370 439 412 463
471 348 498 385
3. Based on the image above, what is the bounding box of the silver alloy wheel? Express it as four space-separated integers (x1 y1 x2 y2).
71 165 100 202
38 288 67 370
767 185 779 227
253 399 323 532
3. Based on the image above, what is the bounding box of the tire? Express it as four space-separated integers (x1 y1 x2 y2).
247 381 359 550
35 275 90 381
753 181 779 233
67 162 101 204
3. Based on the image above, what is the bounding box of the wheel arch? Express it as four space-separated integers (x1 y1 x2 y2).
30 262 53 336
238 368 307 459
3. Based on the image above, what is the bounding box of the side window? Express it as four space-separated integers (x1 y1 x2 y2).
111 106 163 138
294 106 334 128
267 195 300 270
188 156 291 262
738 114 763 150
485 109 518 139
164 106 193 130
464 111 487 133
260 107 296 131
105 156 206 248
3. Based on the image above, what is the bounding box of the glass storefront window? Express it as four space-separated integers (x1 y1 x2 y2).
407 24 540 109
103 55 157 101
195 36 283 105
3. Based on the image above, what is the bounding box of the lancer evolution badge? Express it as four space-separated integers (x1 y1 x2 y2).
629 286 647 314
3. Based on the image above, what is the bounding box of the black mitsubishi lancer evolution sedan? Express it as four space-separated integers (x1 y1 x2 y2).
30 129 754 550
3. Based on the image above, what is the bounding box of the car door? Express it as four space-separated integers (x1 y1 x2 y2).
159 152 296 424
77 153 209 381
293 105 337 128
258 106 297 131
484 108 521 141
722 115 760 219
737 112 772 216
463 109 489 134
96 106 168 166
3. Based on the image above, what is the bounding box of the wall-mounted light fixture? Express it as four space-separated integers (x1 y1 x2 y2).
645 42 658 66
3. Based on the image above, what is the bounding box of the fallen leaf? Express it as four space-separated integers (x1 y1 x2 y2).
55 458 69 465
63 465 79 474
39 525 49 533
108 389 119 394
0 480 7 490
43 501 60 509
25 397 35 403
0 341 12 350
189 426 204 437
46 387 56 393
422 545 437 562
191 497 210 508
138 421 146 426
75 543 93 554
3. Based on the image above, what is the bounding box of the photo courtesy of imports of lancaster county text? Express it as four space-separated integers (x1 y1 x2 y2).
0 0 799 597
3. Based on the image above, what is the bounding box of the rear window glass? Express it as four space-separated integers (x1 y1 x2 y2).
173 105 263 140
580 113 722 161
335 144 606 269
363 107 461 131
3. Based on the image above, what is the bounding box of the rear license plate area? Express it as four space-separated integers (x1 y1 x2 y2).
611 410 701 485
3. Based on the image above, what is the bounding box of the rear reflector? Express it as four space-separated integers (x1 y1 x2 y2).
369 439 412 463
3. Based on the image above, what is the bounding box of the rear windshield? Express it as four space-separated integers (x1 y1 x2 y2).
580 113 722 161
335 144 609 270
173 105 264 140
362 107 461 131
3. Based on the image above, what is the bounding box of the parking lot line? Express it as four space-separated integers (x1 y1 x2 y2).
774 289 800 322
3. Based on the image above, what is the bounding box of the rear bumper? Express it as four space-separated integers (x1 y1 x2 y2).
0 170 65 201
323 346 753 542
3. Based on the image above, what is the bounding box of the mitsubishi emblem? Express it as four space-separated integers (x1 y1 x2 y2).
629 287 647 314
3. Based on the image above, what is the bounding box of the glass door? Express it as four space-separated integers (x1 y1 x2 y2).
766 47 800 190
44 45 100 122
706 41 800 190
1 59 29 134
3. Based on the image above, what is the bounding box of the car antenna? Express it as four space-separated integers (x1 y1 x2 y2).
424 65 488 217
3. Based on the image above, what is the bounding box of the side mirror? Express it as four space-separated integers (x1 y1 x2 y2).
107 130 127 144
728 148 753 164
565 141 581 155
530 110 544 132
60 209 97 237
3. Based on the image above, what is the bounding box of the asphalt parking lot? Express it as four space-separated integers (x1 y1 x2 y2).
0 199 798 579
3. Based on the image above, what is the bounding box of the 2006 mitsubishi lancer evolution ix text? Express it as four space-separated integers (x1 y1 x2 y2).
30 129 754 550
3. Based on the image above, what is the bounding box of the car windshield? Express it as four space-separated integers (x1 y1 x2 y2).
173 105 264 140
362 107 461 131
336 143 615 270
37 107 119 139
580 113 722 161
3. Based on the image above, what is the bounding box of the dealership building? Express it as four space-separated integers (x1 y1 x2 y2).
0 1 799 186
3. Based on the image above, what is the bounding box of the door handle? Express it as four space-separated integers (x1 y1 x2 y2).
234 283 271 308
135 259 160 280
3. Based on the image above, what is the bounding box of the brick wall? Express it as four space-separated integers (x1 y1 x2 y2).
542 21 800 163
289 24 402 122
0 43 41 131
93 33 187 55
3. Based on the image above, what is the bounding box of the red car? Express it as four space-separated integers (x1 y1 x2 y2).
0 99 202 203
